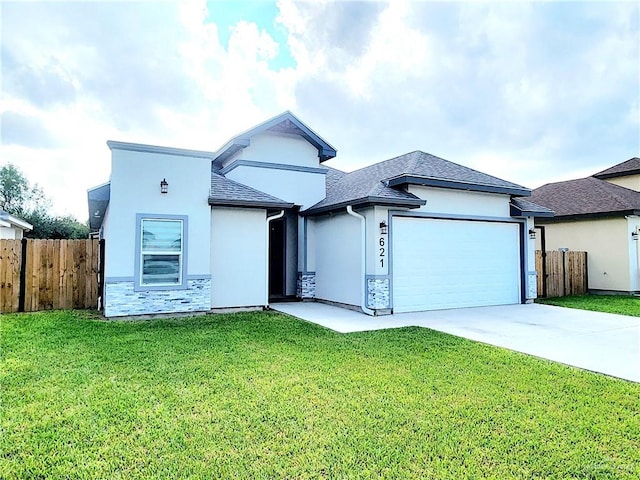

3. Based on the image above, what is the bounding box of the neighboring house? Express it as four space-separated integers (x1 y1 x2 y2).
0 210 32 239
88 111 550 318
530 157 640 294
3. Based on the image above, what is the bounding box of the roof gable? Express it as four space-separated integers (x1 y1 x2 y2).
530 176 640 219
593 157 640 179
213 111 337 168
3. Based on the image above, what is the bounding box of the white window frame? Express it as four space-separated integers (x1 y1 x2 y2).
134 214 188 291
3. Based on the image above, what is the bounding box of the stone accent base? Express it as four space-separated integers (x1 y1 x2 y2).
105 279 211 317
367 276 390 309
527 271 537 299
297 272 316 299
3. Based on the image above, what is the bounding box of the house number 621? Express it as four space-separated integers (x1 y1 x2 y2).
379 237 385 267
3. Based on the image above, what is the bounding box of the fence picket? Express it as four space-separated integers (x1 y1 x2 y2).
535 250 588 298
0 239 101 313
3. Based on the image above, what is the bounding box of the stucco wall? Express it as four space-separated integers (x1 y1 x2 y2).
226 167 326 210
0 226 22 239
604 175 640 192
105 148 212 279
409 186 512 217
539 217 631 291
231 132 320 168
312 212 361 307
210 207 267 308
222 132 327 209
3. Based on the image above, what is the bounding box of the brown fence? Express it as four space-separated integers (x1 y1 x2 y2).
535 250 588 298
0 239 103 313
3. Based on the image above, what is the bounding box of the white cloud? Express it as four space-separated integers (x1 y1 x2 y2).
0 0 638 222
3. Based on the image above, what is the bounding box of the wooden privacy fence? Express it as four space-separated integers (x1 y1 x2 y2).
535 250 588 298
0 239 103 313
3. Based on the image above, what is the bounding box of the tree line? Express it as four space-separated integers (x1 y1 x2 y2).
0 164 89 239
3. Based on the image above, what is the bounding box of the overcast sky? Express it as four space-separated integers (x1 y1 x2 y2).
1 0 639 222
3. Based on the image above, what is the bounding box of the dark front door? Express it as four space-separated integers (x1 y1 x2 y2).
269 218 285 298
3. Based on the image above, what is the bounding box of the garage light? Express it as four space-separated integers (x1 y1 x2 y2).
632 231 638 241
160 178 168 194
379 221 388 235
528 228 536 240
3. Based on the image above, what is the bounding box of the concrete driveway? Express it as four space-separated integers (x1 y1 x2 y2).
271 302 640 383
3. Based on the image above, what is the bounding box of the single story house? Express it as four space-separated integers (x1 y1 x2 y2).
88 111 550 318
0 210 33 239
530 157 640 294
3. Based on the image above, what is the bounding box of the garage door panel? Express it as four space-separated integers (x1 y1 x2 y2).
393 217 521 313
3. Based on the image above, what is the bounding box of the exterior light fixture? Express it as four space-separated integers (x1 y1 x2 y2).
160 178 168 194
632 231 639 241
379 221 388 235
528 228 536 240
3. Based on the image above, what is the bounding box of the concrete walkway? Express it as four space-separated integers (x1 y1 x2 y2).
271 302 640 383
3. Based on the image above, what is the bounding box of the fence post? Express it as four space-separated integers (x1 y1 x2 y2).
18 238 27 312
98 239 105 311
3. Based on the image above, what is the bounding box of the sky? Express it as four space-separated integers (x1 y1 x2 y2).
1 0 639 222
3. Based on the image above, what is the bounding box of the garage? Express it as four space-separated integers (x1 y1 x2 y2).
392 216 522 313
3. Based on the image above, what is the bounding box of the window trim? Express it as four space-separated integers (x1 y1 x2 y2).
134 213 189 291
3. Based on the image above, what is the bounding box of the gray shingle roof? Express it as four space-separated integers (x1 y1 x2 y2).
530 176 640 218
593 157 640 179
209 173 294 209
305 151 529 215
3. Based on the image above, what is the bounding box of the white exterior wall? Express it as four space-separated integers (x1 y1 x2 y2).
106 149 212 279
226 167 325 210
223 132 326 209
103 148 212 317
230 132 320 168
409 186 512 217
0 226 22 239
211 207 267 308
312 212 361 307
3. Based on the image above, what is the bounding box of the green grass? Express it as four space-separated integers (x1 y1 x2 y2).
2 311 639 479
537 294 640 316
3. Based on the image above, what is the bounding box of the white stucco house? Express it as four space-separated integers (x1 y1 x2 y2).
0 210 33 239
88 111 551 318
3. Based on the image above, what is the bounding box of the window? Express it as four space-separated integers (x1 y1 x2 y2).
135 215 188 289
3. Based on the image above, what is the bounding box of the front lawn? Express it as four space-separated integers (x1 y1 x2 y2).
2 311 639 479
537 294 640 316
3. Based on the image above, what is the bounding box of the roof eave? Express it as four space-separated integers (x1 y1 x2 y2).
302 196 426 216
593 169 640 180
387 175 531 197
510 205 555 218
208 197 294 209
535 209 640 222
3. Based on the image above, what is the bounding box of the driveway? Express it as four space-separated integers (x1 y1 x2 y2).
271 302 640 383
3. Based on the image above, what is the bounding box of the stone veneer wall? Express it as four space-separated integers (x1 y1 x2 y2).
297 272 316 299
105 278 211 317
367 276 390 310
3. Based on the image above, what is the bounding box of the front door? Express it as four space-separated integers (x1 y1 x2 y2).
269 218 285 298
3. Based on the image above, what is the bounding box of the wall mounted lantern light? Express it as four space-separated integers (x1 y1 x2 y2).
632 231 638 241
379 221 388 235
528 228 536 240
160 178 168 194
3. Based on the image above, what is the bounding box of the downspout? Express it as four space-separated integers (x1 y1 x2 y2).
265 210 285 308
346 206 375 316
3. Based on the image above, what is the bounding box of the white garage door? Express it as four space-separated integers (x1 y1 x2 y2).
392 217 521 313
